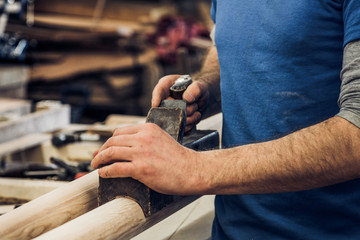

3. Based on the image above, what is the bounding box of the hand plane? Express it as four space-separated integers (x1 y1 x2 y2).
98 75 219 217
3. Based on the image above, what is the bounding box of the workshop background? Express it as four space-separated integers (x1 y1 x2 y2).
0 1 221 239
1 0 213 122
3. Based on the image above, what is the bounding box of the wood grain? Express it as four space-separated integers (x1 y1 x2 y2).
34 197 145 240
0 104 70 144
0 170 99 240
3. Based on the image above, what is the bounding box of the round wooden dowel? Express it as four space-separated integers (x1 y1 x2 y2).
0 170 99 240
34 197 146 240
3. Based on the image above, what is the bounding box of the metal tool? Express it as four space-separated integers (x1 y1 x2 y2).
169 74 192 100
0 0 33 61
51 131 102 148
98 75 219 217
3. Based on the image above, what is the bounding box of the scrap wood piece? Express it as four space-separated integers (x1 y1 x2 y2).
0 104 70 144
0 170 99 240
0 98 31 120
30 49 157 81
0 177 67 201
34 14 142 34
0 133 50 158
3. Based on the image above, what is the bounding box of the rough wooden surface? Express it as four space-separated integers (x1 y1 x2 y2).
0 98 30 116
0 133 50 158
0 67 29 98
34 197 146 240
0 104 70 144
0 177 67 201
0 170 99 240
30 50 157 81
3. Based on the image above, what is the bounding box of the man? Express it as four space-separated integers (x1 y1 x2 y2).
92 1 360 239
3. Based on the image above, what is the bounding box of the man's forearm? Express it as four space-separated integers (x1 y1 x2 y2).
194 116 360 195
193 46 222 118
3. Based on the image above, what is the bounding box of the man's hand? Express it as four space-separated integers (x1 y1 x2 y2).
151 75 210 132
91 123 201 195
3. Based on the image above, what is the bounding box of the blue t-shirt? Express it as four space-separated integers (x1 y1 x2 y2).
211 1 360 239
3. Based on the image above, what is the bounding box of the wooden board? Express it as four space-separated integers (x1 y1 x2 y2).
0 133 50 158
0 67 30 98
0 104 70 144
30 49 157 81
0 178 67 201
0 67 30 90
34 0 166 22
0 98 31 117
34 14 142 34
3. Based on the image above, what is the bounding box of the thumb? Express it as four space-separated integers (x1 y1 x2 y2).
151 75 181 107
182 81 205 104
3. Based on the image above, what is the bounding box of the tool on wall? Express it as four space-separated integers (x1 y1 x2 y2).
0 0 34 61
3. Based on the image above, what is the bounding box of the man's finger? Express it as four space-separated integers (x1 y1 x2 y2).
185 112 202 131
186 103 198 116
151 75 180 107
91 145 134 169
112 125 143 136
98 162 135 178
95 133 137 156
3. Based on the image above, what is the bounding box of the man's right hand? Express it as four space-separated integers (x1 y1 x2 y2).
151 74 210 132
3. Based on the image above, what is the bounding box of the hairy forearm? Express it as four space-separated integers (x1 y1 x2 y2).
194 116 360 195
193 46 222 118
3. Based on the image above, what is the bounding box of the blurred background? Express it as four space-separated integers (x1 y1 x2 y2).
0 0 213 123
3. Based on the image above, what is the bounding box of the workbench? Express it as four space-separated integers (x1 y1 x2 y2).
0 113 222 239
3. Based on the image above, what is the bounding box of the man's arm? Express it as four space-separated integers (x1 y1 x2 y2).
151 45 221 131
92 42 360 197
192 45 222 118
195 116 360 194
192 40 360 195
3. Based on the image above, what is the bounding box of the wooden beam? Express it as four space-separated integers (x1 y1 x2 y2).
0 98 30 117
0 177 67 201
0 170 99 239
0 133 50 158
0 104 70 144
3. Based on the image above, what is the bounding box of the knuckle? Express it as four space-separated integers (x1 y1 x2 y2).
136 162 153 177
105 146 115 158
144 122 159 131
113 128 121 136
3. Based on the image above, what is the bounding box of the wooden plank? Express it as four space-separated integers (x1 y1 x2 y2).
0 67 29 90
0 104 70 144
30 50 157 81
0 170 99 239
34 0 164 22
0 178 67 201
0 133 50 158
0 98 31 117
34 14 142 34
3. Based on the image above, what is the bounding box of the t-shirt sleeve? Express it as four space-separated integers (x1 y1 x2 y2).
337 40 360 129
343 0 360 46
210 0 217 23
